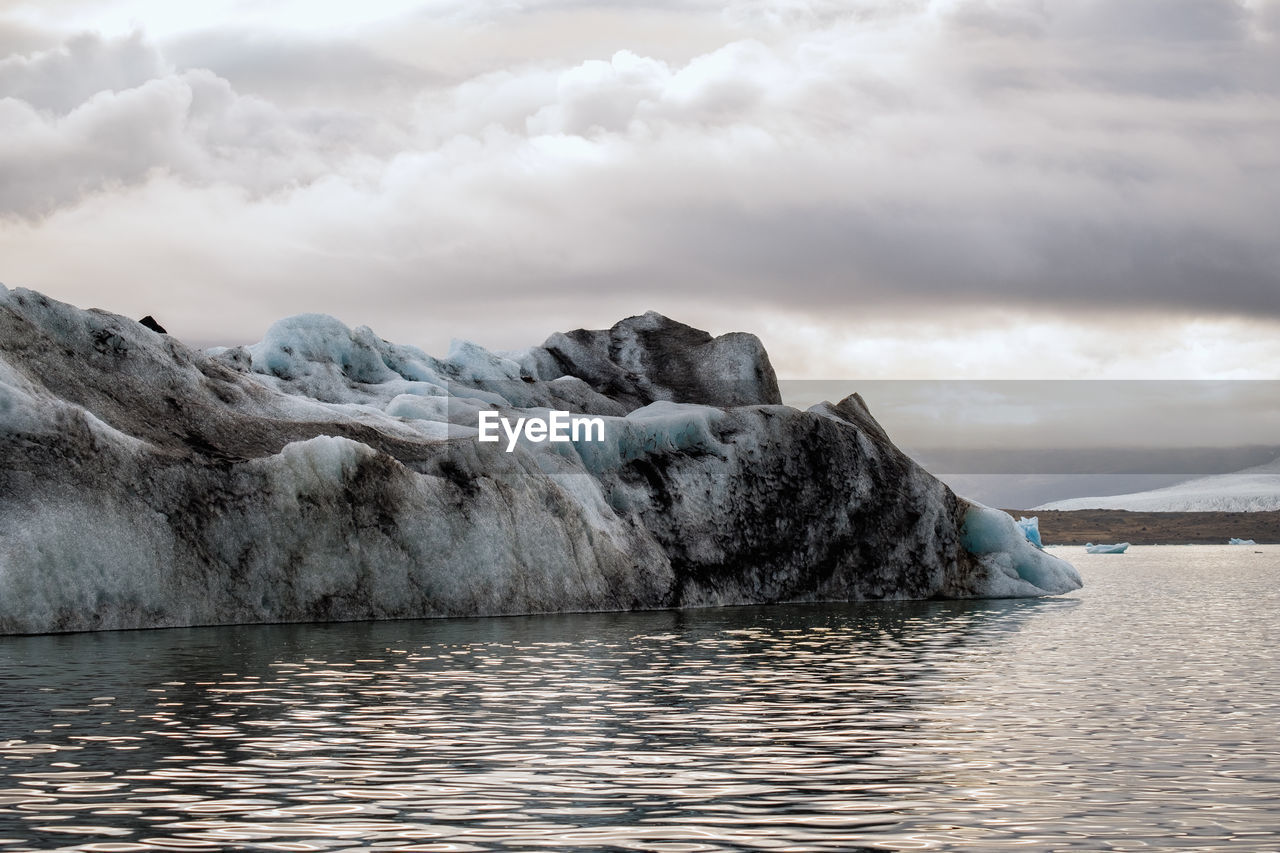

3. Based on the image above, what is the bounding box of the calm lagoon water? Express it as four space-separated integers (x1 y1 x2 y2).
1 545 1277 851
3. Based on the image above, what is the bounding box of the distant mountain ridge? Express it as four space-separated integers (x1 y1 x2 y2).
1036 457 1280 512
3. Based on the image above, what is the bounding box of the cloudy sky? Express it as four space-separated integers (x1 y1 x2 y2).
2 0 1279 380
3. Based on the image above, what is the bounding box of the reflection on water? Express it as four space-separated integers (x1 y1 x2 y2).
1 545 1278 851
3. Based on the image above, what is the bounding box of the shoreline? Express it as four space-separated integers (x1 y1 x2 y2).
1003 508 1280 546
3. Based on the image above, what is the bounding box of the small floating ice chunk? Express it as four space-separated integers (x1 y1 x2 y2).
1228 538 1257 546
1085 542 1129 554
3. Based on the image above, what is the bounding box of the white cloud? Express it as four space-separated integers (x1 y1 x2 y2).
0 29 165 112
0 1 1277 380
0 33 404 215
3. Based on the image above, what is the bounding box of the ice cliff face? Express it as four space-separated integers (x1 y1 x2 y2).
0 287 1080 634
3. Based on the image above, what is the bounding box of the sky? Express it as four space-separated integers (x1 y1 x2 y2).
1 0 1279 382
779 377 1280 504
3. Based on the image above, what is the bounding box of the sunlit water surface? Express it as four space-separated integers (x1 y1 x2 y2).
1 545 1278 851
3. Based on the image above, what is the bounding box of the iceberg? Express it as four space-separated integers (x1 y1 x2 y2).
0 288 1081 634
1085 542 1130 554
1228 538 1257 546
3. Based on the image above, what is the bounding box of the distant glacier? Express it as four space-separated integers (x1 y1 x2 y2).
1037 458 1280 512
0 286 1080 634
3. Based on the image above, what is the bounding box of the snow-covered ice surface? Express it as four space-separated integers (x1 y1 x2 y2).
1037 458 1280 512
0 287 1079 634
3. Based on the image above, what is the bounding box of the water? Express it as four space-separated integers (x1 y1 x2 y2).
1 545 1277 851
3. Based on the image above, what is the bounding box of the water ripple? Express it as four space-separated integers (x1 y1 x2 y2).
1 545 1278 851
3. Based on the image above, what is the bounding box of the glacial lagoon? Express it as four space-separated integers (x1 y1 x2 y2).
1 545 1277 851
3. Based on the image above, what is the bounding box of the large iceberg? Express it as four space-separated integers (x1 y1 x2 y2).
0 287 1080 634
